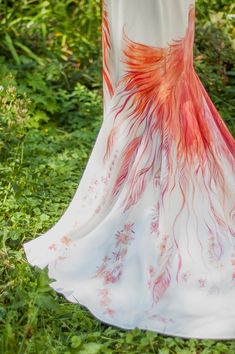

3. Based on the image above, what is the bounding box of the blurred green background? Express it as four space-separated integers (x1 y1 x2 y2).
0 1 234 353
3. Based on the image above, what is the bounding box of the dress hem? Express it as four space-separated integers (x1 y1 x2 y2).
23 242 235 341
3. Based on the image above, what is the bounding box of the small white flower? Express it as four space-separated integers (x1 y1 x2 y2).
227 14 235 20
0 85 4 91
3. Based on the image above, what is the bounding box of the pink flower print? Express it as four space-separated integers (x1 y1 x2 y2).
149 265 154 275
160 235 168 256
99 291 112 306
104 307 115 316
153 202 160 213
230 252 235 283
148 265 155 288
98 288 110 297
115 231 128 246
103 255 112 263
88 185 95 192
101 176 109 185
92 222 135 285
95 263 107 276
61 234 72 246
104 266 122 284
112 249 124 261
150 202 160 236
207 224 224 263
100 297 111 307
48 243 57 251
120 248 128 258
123 223 134 232
95 206 101 214
198 278 207 288
150 221 158 234
181 271 190 282
98 288 113 310
104 271 116 284
115 230 134 246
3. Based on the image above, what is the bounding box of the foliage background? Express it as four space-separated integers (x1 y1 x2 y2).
0 0 234 353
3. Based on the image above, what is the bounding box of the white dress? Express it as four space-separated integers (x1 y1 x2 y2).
23 0 235 339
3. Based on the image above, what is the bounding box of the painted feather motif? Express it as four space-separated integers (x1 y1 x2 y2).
102 0 114 110
103 4 235 213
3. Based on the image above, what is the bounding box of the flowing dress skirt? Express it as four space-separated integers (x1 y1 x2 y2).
23 0 235 339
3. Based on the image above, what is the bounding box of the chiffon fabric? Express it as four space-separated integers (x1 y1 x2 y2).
23 0 235 339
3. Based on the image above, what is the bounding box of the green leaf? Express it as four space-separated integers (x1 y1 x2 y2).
70 335 83 349
80 343 102 354
15 42 45 66
4 34 21 65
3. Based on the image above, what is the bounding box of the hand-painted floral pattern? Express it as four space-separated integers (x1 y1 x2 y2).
198 278 207 288
47 234 76 263
181 271 191 283
97 287 116 317
92 222 135 285
81 149 119 213
150 202 160 238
